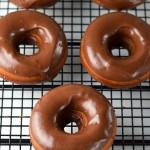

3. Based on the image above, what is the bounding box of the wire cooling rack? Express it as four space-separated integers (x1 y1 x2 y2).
0 0 150 150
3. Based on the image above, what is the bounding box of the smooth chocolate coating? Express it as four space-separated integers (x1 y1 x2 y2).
80 12 150 88
92 0 144 10
0 10 67 84
30 84 117 150
9 0 59 8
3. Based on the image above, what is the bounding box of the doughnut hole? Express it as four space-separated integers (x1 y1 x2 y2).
12 29 41 56
19 44 39 56
107 28 135 58
56 104 87 134
18 35 39 56
64 122 79 134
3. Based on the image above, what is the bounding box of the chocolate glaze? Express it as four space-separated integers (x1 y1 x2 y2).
30 84 117 150
0 10 67 84
92 0 144 10
80 12 150 88
9 0 58 8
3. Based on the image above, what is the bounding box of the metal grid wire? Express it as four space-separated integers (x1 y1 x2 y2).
0 0 150 150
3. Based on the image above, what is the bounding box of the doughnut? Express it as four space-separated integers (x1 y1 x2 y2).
92 0 144 10
0 10 67 84
9 0 59 8
80 12 150 88
29 84 117 150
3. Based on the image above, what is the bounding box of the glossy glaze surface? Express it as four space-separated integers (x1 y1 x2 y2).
80 12 150 88
0 10 67 84
92 0 144 10
9 0 58 8
30 84 117 150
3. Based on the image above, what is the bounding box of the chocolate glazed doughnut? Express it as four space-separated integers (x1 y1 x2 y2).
80 12 150 88
30 84 117 150
9 0 59 8
0 10 67 84
93 0 144 10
